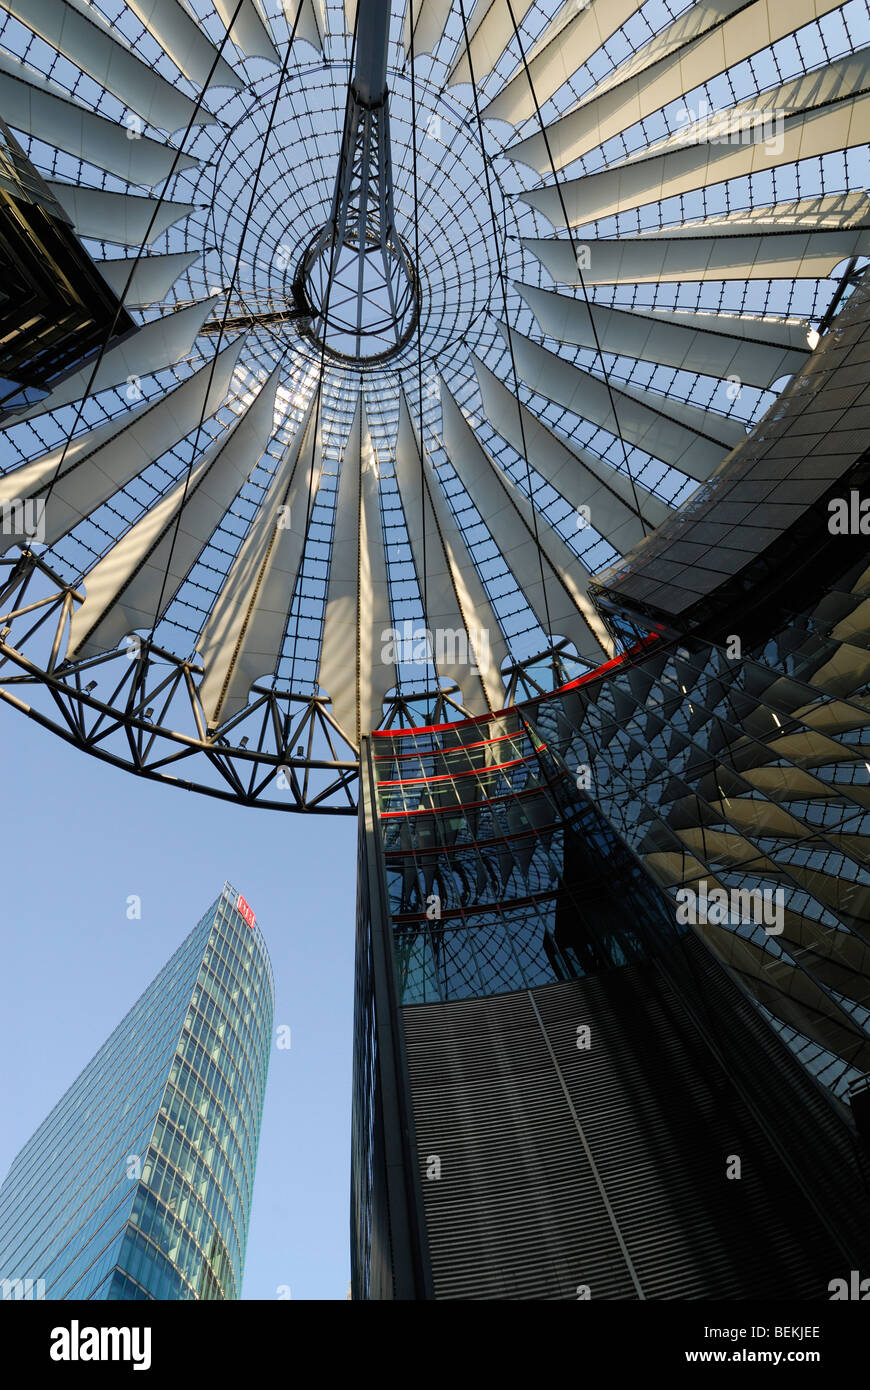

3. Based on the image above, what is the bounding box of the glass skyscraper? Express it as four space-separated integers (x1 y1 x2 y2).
0 883 273 1300
0 0 869 1312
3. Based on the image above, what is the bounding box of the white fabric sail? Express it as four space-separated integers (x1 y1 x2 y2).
319 395 396 741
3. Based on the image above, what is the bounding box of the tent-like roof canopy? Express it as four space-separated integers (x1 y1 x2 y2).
0 0 866 808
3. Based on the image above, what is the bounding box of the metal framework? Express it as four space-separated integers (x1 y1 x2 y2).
0 0 865 812
293 94 421 363
293 0 420 362
0 551 360 813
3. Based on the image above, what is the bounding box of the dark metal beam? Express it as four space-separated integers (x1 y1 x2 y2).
352 0 392 107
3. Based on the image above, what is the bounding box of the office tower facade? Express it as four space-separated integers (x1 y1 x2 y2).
0 884 273 1300
354 712 870 1299
1 0 869 1310
350 274 870 1300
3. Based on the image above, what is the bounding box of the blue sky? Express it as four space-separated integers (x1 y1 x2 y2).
0 699 357 1300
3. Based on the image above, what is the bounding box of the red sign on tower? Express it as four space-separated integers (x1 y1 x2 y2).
236 894 256 929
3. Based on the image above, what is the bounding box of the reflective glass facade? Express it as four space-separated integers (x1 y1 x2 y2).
352 502 870 1298
364 537 870 1113
353 706 870 1299
373 709 681 1001
541 558 870 1106
0 884 273 1300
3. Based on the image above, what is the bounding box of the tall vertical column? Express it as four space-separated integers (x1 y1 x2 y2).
292 0 420 362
